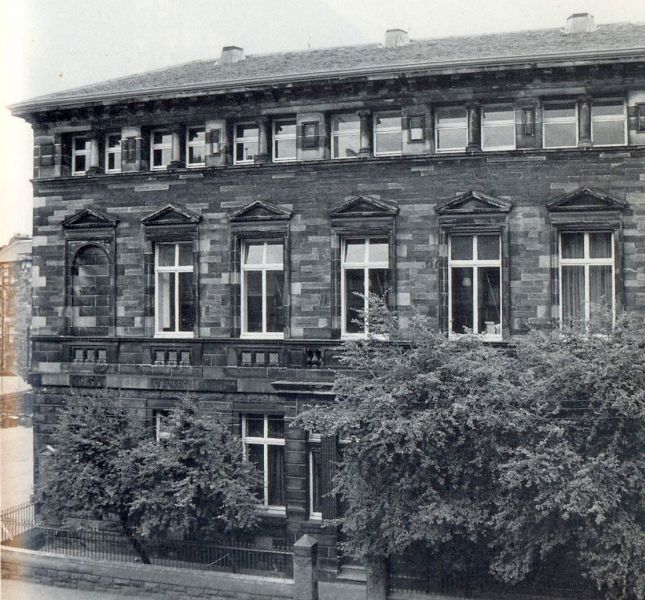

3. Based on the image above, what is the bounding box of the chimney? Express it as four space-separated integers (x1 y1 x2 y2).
564 13 596 34
220 46 244 65
384 29 409 48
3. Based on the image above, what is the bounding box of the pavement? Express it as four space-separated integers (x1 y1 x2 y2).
1 425 33 510
1 579 157 599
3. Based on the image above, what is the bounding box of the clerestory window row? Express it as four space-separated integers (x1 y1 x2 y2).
41 97 636 177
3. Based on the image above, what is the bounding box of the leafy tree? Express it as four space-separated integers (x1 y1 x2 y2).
295 299 644 599
38 392 151 563
39 394 260 563
126 397 259 541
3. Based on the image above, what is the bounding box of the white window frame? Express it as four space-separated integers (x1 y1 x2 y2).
542 101 578 149
154 242 194 338
154 410 171 443
234 123 258 165
150 130 173 171
434 107 468 153
481 104 516 151
240 241 285 339
308 433 322 521
331 114 360 159
105 133 122 174
591 100 627 147
71 135 90 176
558 231 615 326
373 111 402 156
241 414 286 513
448 234 502 341
340 238 390 339
272 119 297 162
185 126 206 167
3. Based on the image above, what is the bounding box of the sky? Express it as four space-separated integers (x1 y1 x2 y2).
1 0 644 246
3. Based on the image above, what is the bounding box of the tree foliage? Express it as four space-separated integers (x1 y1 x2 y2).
295 299 644 599
39 394 259 561
127 397 259 540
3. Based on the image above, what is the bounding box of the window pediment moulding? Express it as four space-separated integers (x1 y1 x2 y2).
141 203 201 241
437 190 512 231
546 187 626 227
61 208 118 230
330 195 399 220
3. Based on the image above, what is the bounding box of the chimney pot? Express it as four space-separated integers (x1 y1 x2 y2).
221 46 244 65
385 29 409 48
564 13 596 34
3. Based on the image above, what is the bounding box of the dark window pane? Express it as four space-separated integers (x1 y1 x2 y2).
275 120 296 136
235 143 245 162
266 271 285 332
310 449 322 514
74 155 86 172
158 272 176 332
345 269 365 333
178 243 192 266
561 233 584 259
178 272 194 331
107 154 116 170
268 416 284 438
153 149 163 166
247 444 264 500
368 268 389 299
246 414 264 437
268 445 285 506
589 233 612 259
74 137 87 151
590 265 613 319
478 267 501 335
562 266 585 325
245 271 262 332
452 267 473 334
188 128 205 143
451 236 473 260
477 235 500 260
188 146 204 163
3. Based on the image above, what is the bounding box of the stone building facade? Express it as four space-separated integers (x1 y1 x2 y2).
10 13 645 579
0 235 32 378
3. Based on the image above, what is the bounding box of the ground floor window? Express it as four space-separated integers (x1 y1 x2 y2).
559 231 614 326
241 414 286 511
308 434 322 520
449 234 502 339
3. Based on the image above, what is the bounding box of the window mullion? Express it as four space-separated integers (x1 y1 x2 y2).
262 268 267 334
364 266 370 334
473 265 479 334
264 442 269 506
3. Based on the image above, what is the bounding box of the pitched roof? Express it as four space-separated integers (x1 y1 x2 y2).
11 22 645 113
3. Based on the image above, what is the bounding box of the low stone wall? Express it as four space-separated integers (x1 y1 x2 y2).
1 546 293 599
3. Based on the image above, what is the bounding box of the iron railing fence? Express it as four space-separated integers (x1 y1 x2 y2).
388 547 601 599
38 527 293 577
0 500 35 542
1 500 292 578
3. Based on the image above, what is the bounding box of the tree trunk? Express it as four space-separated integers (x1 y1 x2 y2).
119 513 150 564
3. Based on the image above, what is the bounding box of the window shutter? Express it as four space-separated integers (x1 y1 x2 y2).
124 137 137 162
207 129 221 154
39 143 55 167
638 104 645 132
320 435 338 519
521 108 536 137
301 122 319 150
407 115 425 142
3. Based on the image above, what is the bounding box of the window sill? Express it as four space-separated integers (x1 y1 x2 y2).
257 506 287 518
154 332 195 339
449 333 503 343
240 333 285 340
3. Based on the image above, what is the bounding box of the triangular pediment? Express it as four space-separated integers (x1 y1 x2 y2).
230 200 292 222
330 195 399 218
141 204 201 226
437 191 512 214
61 208 118 229
546 187 626 212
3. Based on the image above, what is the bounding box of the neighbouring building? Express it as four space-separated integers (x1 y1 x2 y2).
0 234 32 378
9 13 645 581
